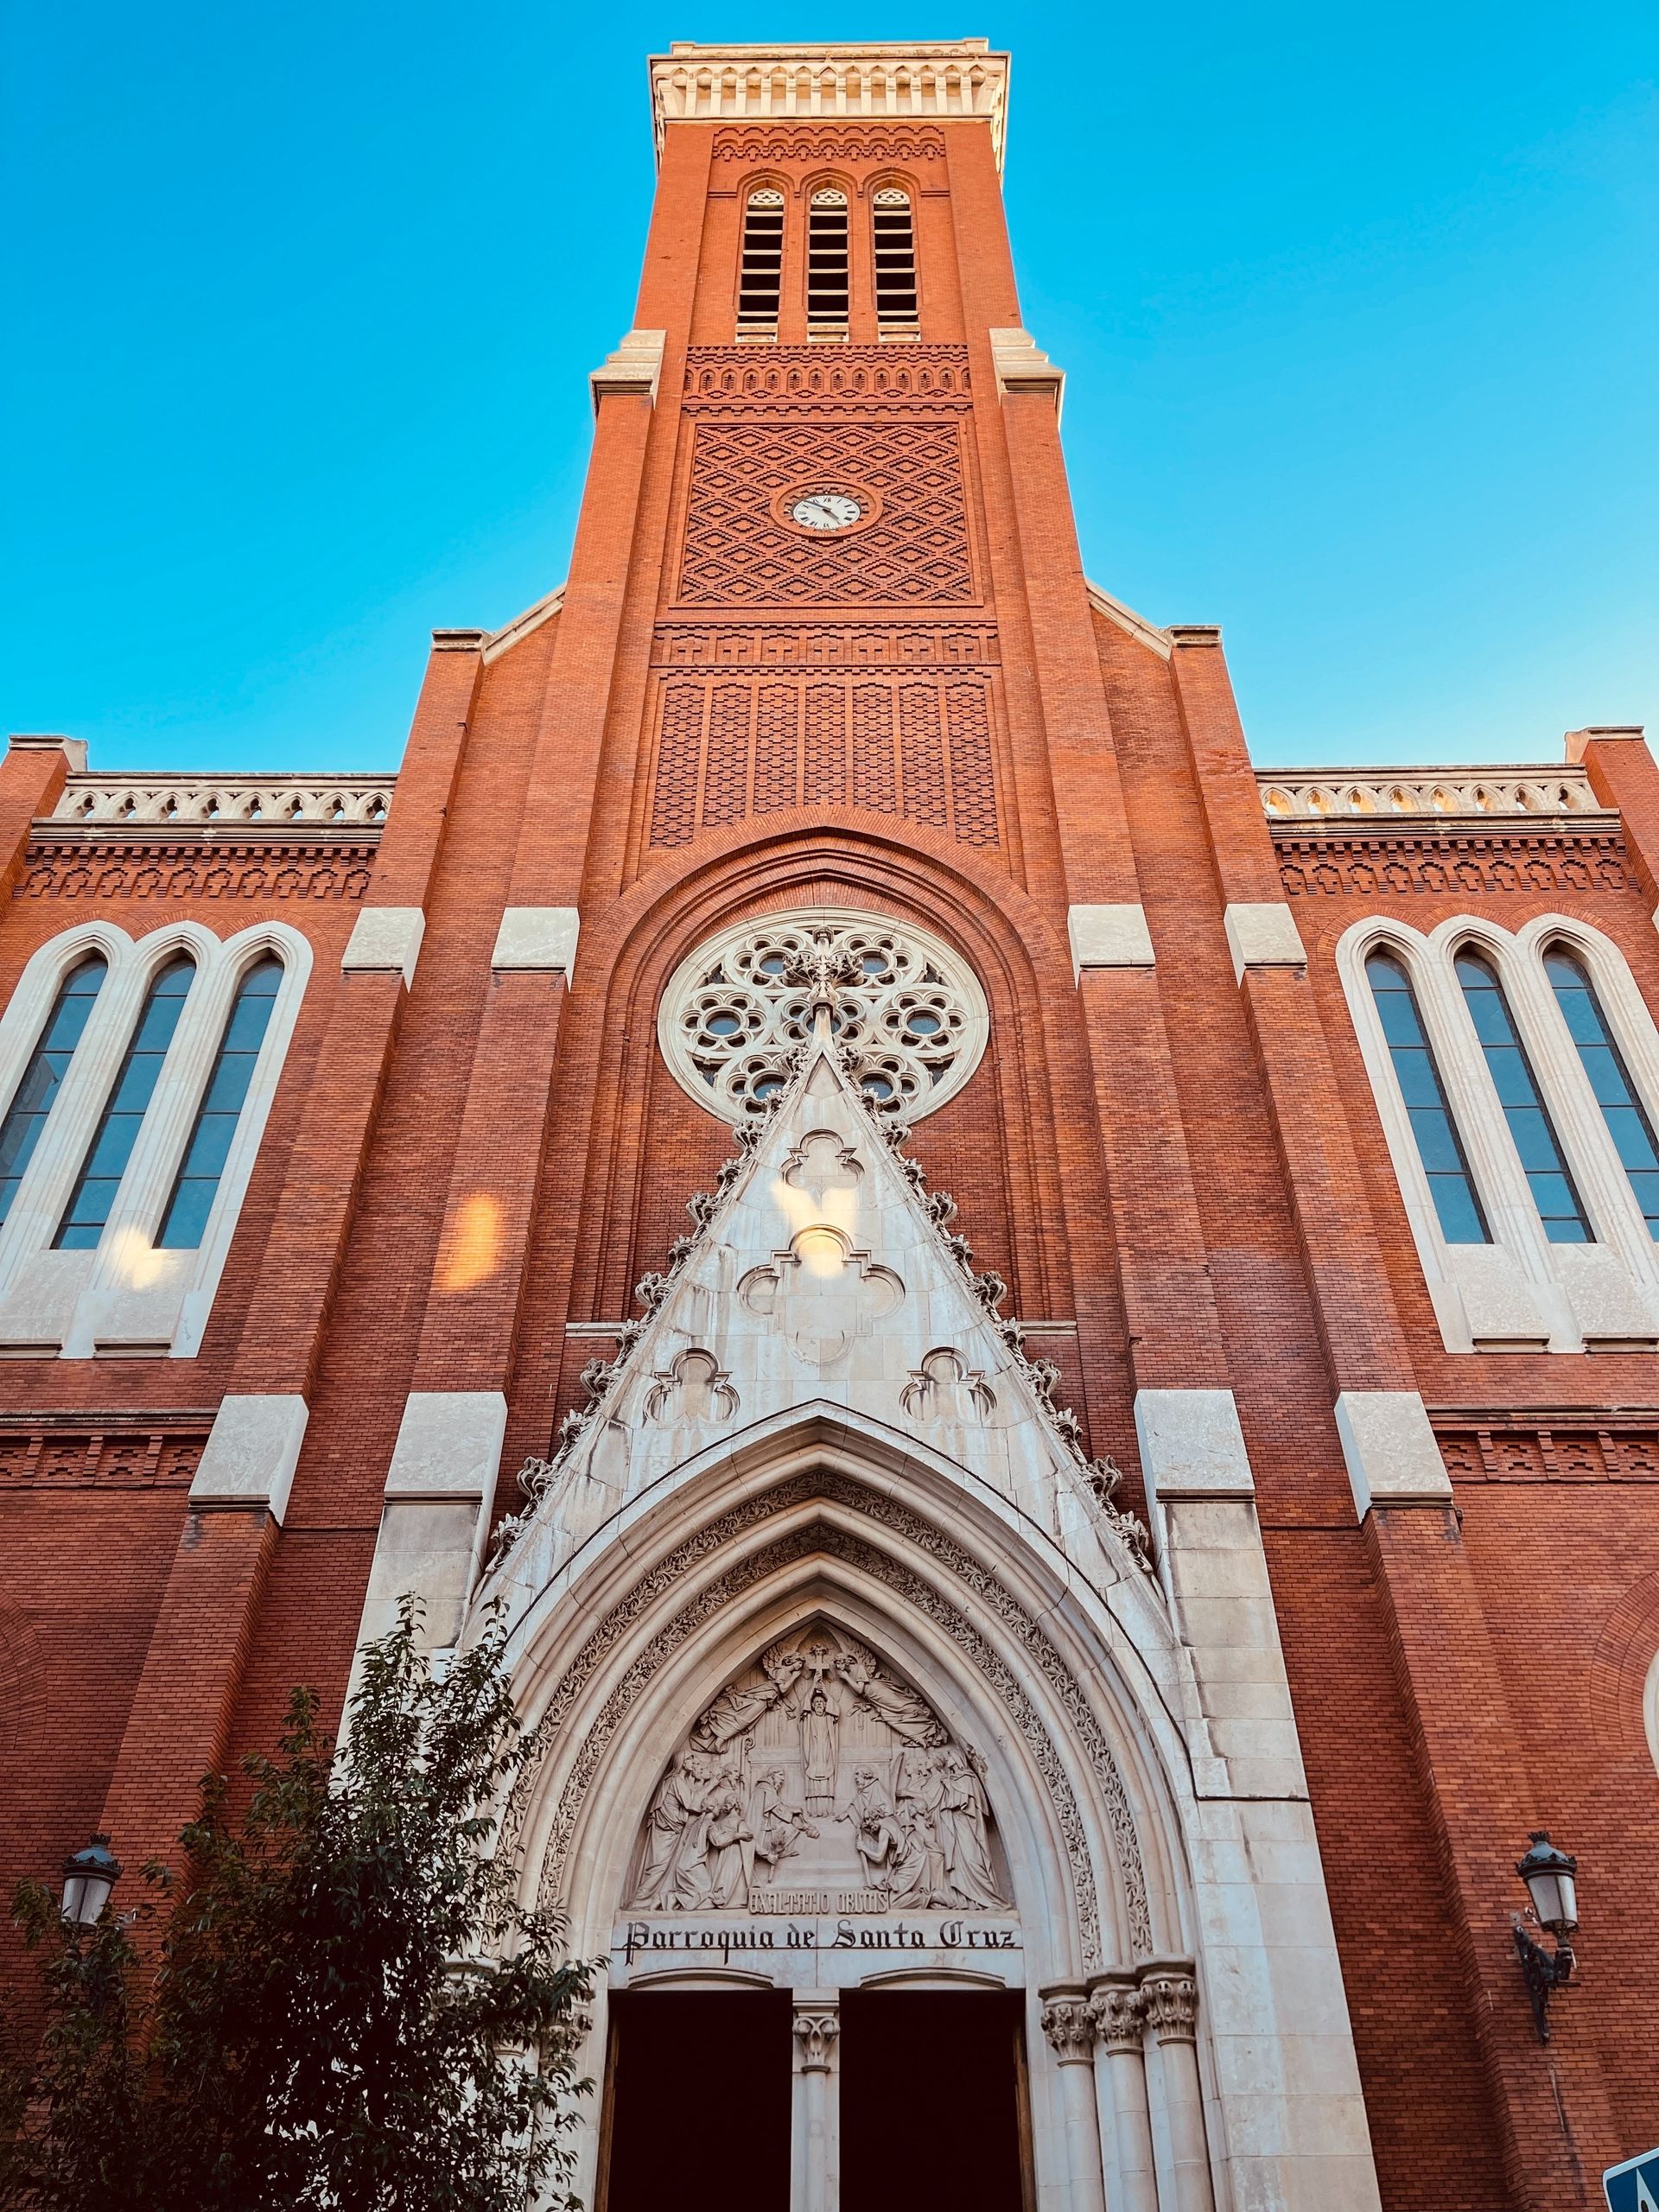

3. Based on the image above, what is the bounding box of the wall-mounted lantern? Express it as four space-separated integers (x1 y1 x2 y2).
1512 1831 1577 2042
60 1834 122 1927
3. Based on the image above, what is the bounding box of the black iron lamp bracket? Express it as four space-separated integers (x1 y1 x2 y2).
1512 1915 1575 2042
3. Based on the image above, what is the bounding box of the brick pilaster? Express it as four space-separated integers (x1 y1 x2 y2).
0 737 77 900
1567 727 1659 911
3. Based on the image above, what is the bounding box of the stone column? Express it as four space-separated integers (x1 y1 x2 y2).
1141 1968 1215 2212
1088 1977 1159 2212
791 1991 840 2212
1039 1986 1108 2212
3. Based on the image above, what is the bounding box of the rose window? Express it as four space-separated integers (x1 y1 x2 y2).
658 907 989 1122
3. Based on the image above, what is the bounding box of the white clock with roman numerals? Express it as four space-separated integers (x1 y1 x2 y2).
790 491 862 532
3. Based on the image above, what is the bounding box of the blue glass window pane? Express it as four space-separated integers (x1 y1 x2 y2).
1456 951 1590 1243
1429 1178 1490 1245
1546 947 1659 1236
1367 950 1490 1243
156 957 283 1250
54 956 194 1249
0 957 108 1225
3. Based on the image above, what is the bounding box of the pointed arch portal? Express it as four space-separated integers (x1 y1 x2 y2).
433 1027 1382 2211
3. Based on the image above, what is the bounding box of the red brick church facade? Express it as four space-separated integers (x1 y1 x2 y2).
3 40 1656 2212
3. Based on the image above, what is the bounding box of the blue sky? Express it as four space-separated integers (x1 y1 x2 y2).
5 3 1654 773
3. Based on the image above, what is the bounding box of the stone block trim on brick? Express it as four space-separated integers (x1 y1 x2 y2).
1133 1388 1255 1505
1223 901 1306 982
384 1390 508 1504
589 329 666 412
1067 904 1154 977
341 904 425 986
491 907 581 976
187 1394 309 1525
1334 1391 1453 1518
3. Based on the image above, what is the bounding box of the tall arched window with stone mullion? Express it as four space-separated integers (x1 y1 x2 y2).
1544 943 1659 1236
1454 948 1592 1242
1365 948 1490 1243
736 188 785 342
53 954 195 1249
0 955 107 1227
156 954 284 1249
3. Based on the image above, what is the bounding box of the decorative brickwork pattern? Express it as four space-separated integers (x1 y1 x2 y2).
1434 1421 1659 1483
684 346 969 407
652 623 996 667
17 842 377 902
646 671 1000 846
710 124 948 165
1276 834 1628 899
0 1424 207 1488
677 417 974 606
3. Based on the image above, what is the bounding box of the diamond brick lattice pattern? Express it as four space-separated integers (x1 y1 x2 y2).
678 417 974 606
647 673 1000 848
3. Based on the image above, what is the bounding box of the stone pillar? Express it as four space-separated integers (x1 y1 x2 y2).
791 1991 840 2212
1141 1968 1215 2212
1088 1978 1158 2212
1039 1986 1108 2212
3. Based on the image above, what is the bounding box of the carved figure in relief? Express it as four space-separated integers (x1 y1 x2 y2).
798 1685 841 1816
842 1768 906 1888
697 1770 754 1908
625 1621 1013 1915
748 1768 819 1886
937 1750 1004 1908
633 1753 715 1909
690 1644 804 1753
834 1645 948 1745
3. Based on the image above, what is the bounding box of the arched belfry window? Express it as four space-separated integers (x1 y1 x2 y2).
1366 949 1489 1243
806 188 849 340
0 955 106 1227
1454 949 1591 1242
872 188 918 337
737 188 785 342
1545 944 1659 1236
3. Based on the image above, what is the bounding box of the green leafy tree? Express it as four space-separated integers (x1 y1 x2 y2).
1 1602 595 2212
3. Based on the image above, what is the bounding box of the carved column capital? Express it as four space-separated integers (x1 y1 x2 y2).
1140 1966 1199 2044
792 1998 841 2073
1087 1976 1147 2051
1039 1983 1097 2064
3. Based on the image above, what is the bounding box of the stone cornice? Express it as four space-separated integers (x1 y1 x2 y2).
649 41 1011 173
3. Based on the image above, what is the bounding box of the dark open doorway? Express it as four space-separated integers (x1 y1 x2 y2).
601 1988 792 2212
840 1987 1031 2211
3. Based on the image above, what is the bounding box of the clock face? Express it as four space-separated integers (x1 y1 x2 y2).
790 492 862 532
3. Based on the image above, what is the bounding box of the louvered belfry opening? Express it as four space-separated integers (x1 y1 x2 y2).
736 188 785 340
805 188 850 340
873 188 919 337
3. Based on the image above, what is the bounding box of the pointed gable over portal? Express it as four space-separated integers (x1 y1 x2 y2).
482 999 1150 1611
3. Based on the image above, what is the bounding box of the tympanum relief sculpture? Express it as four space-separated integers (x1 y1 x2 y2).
625 1623 1009 1913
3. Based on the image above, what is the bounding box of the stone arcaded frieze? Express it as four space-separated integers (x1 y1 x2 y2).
1257 765 1611 826
40 775 394 834
650 41 1011 172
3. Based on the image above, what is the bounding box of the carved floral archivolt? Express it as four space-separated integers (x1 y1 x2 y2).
509 1470 1154 1967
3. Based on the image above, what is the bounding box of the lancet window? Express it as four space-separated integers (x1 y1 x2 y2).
0 956 106 1227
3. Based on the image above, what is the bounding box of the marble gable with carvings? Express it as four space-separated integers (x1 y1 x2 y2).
483 1024 1148 1611
625 1618 1009 1915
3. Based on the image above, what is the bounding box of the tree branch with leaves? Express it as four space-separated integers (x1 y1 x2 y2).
1 1600 596 2212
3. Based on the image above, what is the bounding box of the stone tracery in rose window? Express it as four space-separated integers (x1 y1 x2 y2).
658 907 989 1122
